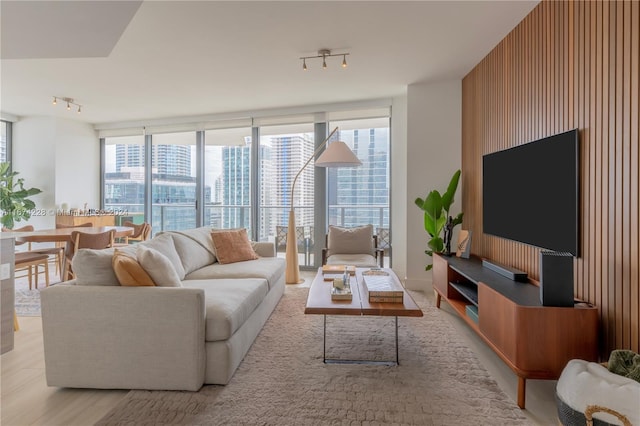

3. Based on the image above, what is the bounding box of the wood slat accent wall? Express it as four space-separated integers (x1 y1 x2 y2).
462 0 639 356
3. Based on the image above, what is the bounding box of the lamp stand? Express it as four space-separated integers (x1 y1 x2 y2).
285 209 303 284
284 126 360 285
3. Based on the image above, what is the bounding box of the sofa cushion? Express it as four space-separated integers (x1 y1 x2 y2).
139 233 186 280
165 227 216 275
327 253 378 268
184 257 285 290
73 246 136 286
112 249 156 286
327 224 374 257
211 229 258 264
137 245 182 287
182 278 268 342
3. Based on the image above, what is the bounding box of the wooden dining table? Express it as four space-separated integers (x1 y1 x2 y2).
6 226 134 281
10 226 134 244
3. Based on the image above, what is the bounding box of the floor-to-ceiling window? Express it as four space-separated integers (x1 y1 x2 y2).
103 135 146 224
259 123 315 266
100 107 391 265
204 127 252 233
327 117 391 265
151 132 197 232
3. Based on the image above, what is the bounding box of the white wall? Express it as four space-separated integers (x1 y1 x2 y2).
12 117 99 230
404 80 462 291
390 93 408 281
12 117 57 229
54 119 100 210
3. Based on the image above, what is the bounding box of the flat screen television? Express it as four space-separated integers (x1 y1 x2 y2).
482 129 580 256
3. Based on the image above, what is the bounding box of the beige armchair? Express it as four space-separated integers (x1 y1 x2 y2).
321 224 383 268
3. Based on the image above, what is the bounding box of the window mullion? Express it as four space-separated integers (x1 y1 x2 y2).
250 126 260 241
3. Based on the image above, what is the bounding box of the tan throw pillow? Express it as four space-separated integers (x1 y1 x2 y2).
327 224 375 257
210 229 258 264
112 249 156 286
137 245 182 287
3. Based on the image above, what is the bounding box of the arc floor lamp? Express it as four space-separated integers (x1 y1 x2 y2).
286 127 362 284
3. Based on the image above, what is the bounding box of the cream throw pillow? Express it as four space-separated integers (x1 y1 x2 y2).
137 245 182 287
211 229 258 264
73 248 121 286
141 233 186 280
112 249 156 286
327 224 375 257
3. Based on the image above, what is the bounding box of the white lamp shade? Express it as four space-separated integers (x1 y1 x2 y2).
315 140 362 168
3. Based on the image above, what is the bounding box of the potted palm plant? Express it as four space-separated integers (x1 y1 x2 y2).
414 169 463 270
0 162 42 229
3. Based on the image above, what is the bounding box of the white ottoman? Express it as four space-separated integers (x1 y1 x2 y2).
556 359 640 426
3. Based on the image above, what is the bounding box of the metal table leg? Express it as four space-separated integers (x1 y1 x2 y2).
322 315 399 366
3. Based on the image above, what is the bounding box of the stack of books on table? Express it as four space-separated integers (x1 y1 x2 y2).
362 270 404 303
322 264 356 281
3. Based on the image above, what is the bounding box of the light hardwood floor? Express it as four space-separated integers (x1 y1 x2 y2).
2 269 558 425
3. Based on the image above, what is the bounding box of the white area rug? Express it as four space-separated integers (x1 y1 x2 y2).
97 288 530 425
14 288 41 316
14 268 61 316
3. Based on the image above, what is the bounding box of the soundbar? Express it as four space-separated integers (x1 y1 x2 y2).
482 259 528 282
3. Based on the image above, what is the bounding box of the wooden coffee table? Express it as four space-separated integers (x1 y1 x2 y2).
304 268 423 365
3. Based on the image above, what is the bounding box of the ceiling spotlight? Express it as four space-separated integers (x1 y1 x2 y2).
299 49 350 71
52 96 83 114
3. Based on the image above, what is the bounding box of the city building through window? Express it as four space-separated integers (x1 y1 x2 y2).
102 114 391 268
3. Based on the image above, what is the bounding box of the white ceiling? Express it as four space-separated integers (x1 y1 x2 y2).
1 1 538 126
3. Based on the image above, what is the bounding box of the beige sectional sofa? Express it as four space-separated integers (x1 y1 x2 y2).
40 227 285 391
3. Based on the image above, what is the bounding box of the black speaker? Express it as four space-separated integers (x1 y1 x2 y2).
540 251 575 307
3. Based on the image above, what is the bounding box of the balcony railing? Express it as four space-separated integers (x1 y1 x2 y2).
104 202 390 267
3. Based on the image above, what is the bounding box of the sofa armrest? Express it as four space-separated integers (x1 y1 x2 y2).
252 241 275 257
41 285 206 391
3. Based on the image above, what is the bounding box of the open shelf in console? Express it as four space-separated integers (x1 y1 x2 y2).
446 255 542 306
449 281 478 307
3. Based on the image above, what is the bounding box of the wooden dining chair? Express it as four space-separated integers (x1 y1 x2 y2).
4 225 51 289
54 223 94 277
120 221 151 244
15 251 50 289
64 229 115 281
3 225 34 245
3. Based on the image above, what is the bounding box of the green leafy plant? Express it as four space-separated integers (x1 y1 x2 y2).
0 162 42 229
414 169 464 270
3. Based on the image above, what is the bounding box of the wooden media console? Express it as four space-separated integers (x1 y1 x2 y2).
432 253 599 409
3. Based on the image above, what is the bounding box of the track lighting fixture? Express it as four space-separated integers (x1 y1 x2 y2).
52 96 82 114
300 49 349 70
